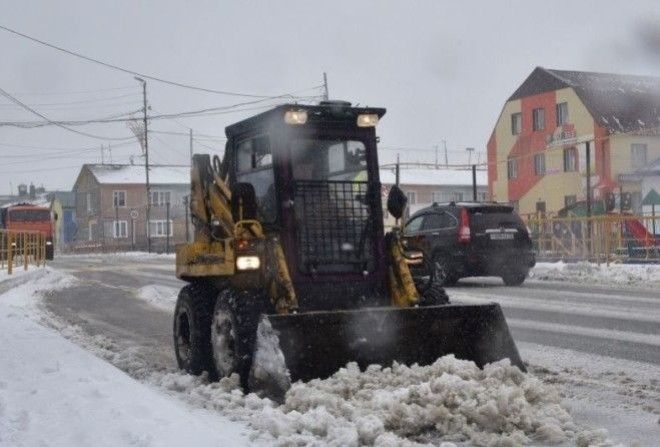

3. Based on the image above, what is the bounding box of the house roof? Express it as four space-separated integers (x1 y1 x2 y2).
86 164 190 185
379 168 486 187
509 67 660 133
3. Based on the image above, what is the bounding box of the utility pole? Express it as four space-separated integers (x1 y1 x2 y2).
472 165 477 201
135 76 151 253
442 139 448 166
189 129 193 166
100 145 104 164
434 145 439 168
323 72 329 101
585 140 592 258
466 147 475 165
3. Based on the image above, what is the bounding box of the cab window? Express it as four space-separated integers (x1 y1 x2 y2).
422 212 456 230
235 136 276 222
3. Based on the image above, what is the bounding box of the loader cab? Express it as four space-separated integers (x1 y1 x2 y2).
224 102 388 309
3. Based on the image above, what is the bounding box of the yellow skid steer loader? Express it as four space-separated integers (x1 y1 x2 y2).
173 101 524 397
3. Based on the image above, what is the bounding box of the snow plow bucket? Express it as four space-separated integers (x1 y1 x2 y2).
266 302 525 383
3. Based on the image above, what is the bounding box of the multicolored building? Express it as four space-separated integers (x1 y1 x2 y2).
487 67 660 215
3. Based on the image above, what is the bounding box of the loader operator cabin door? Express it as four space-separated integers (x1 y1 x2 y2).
289 138 375 275
235 135 276 223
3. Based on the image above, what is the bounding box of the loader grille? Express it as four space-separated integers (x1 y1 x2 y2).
293 180 375 274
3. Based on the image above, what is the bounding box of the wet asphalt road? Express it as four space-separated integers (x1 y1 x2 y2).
47 254 660 369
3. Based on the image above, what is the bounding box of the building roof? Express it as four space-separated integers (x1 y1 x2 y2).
379 168 486 187
509 67 660 133
86 164 190 185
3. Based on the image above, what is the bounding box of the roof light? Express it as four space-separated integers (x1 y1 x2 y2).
357 114 379 127
284 110 308 125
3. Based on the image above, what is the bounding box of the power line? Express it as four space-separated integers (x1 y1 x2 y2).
0 92 141 108
0 23 324 99
0 86 135 141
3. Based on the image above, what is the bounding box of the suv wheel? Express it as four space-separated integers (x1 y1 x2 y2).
502 271 527 286
431 254 458 286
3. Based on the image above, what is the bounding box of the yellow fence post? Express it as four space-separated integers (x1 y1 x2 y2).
7 232 13 275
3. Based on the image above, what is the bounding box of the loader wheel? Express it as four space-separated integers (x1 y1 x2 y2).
173 283 217 377
211 288 264 392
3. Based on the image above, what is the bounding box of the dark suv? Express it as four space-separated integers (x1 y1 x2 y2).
403 202 535 286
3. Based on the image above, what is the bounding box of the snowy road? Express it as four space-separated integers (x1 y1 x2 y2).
49 254 660 367
33 254 660 445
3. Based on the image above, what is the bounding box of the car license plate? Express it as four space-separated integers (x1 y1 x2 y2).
490 233 514 240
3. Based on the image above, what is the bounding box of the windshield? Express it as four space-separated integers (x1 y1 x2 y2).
9 209 50 222
291 139 368 182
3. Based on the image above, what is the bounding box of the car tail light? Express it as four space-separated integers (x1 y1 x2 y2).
458 207 471 243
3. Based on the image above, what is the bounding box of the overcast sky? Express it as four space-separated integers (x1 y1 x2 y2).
1 0 659 194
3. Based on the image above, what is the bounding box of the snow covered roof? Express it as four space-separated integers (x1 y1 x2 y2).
379 168 486 187
86 164 190 185
509 67 660 133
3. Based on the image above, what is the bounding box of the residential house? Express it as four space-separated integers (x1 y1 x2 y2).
72 164 190 251
487 67 660 215
48 191 77 248
379 167 487 227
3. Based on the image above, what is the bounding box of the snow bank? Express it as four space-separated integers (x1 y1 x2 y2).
531 261 660 288
0 300 248 446
147 356 579 446
136 284 179 311
0 267 249 446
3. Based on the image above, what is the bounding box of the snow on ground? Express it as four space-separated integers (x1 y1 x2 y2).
58 251 176 260
0 269 249 447
136 284 179 312
2 267 652 446
531 261 660 288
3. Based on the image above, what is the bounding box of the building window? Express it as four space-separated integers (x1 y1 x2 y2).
631 144 648 169
564 195 577 207
150 191 171 206
451 191 464 201
556 102 569 126
406 191 417 205
113 220 128 238
511 113 522 135
536 201 546 213
112 190 126 208
88 221 93 241
86 193 92 213
532 108 545 131
563 147 577 172
507 157 518 179
534 153 546 176
148 220 173 237
432 191 445 203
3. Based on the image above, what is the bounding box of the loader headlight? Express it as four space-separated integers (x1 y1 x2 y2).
284 110 308 125
46 241 53 246
236 255 261 271
357 113 379 127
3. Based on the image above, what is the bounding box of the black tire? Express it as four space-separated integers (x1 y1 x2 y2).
502 271 528 286
173 282 217 377
419 282 450 305
212 288 267 392
421 252 457 287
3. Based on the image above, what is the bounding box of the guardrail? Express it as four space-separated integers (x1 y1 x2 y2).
0 229 47 275
522 213 659 264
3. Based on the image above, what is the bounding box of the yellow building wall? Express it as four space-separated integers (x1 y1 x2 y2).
491 99 520 203
609 134 660 182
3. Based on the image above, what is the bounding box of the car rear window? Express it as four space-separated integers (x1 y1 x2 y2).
468 206 524 231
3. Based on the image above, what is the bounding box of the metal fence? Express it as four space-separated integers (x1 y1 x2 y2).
0 229 47 275
522 213 659 263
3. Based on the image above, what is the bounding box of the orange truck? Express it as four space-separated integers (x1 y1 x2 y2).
0 203 55 260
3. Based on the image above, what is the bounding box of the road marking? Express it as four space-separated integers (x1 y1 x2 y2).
507 318 660 347
450 291 660 323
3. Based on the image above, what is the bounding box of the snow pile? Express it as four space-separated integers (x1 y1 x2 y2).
149 356 577 446
136 284 178 311
531 261 660 288
248 318 291 403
